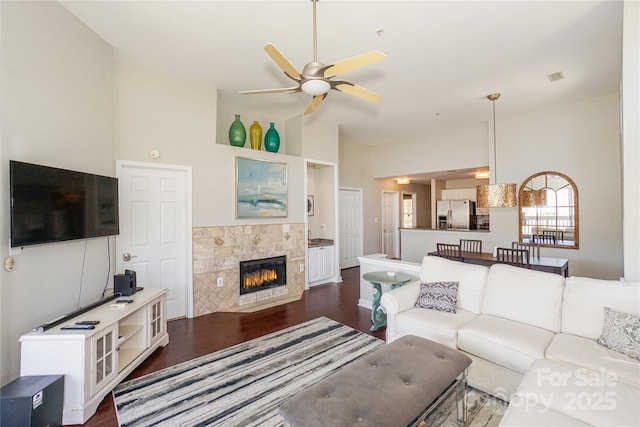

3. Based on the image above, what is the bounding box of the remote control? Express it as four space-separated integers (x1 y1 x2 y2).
116 299 133 303
61 324 95 330
75 320 100 325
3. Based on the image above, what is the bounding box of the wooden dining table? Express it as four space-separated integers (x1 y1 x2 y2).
428 251 569 277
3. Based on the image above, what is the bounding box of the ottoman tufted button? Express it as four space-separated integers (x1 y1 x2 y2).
437 355 444 360
371 364 377 368
324 394 330 398
357 417 364 422
404 380 411 385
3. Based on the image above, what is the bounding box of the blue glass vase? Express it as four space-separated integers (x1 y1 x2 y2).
264 122 280 153
228 115 246 147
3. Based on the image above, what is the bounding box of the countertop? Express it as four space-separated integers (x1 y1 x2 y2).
399 227 490 233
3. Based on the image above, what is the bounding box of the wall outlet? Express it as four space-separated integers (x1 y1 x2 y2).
217 277 223 287
299 264 305 272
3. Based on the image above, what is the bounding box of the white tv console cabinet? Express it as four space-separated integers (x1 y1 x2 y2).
19 288 169 425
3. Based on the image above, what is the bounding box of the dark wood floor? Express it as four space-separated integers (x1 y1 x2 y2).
79 266 382 426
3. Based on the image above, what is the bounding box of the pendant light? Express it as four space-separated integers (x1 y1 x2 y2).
476 93 518 208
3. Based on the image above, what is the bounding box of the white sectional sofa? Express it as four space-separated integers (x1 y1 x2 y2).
380 255 640 426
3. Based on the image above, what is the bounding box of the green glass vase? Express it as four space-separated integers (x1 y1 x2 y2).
250 121 262 150
264 122 280 153
228 115 246 147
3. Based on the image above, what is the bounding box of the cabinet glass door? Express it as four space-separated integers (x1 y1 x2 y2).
92 326 117 396
149 299 165 346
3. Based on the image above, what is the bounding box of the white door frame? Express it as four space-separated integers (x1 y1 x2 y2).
401 191 418 228
381 190 400 258
305 158 340 285
338 187 364 269
115 160 194 318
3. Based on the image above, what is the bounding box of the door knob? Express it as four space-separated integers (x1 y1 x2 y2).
123 253 137 262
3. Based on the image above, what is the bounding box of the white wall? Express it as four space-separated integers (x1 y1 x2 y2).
0 1 114 385
370 122 488 179
622 0 639 282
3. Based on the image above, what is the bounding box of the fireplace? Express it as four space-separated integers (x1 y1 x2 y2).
239 256 287 295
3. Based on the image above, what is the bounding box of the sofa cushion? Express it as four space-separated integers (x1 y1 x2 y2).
419 255 488 314
512 359 640 427
414 281 458 313
562 277 640 339
547 333 640 385
481 264 564 332
394 308 476 349
457 314 555 374
597 307 640 361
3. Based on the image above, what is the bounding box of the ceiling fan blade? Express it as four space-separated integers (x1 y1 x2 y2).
333 81 380 103
264 43 301 80
304 95 327 115
323 51 387 78
239 87 301 95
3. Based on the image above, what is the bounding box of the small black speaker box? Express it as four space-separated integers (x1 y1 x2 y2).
114 273 135 296
1 375 64 427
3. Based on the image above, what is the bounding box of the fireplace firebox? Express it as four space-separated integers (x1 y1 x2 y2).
239 256 287 295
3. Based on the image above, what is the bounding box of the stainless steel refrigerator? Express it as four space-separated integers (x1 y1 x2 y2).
437 200 475 229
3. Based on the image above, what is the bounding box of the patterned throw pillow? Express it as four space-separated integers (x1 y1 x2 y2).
414 281 459 313
597 307 640 361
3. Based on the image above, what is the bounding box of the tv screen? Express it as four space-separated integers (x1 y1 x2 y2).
10 161 119 247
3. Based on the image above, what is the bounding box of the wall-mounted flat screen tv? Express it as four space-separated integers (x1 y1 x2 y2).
10 161 119 247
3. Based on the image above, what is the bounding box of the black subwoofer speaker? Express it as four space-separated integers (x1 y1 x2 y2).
114 270 137 296
1 375 64 427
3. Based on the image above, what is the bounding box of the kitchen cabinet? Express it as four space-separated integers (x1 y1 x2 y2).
19 288 168 425
308 245 335 285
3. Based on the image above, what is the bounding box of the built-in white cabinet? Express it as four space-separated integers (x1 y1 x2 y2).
20 288 169 425
308 245 335 286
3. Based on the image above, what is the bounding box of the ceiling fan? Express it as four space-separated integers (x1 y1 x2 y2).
239 0 387 115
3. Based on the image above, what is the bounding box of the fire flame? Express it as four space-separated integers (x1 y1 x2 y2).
243 268 278 288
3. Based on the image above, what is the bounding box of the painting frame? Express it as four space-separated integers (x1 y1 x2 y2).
236 157 288 218
307 195 314 216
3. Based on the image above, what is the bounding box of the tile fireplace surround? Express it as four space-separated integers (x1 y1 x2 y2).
192 223 306 315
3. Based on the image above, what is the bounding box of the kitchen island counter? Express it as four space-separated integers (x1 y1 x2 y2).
400 228 494 263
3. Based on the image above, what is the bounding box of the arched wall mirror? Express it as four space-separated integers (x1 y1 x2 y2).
518 171 578 249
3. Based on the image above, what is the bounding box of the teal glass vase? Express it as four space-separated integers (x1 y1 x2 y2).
264 122 280 153
228 114 246 147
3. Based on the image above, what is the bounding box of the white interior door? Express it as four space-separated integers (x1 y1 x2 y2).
382 191 399 259
116 161 192 319
339 188 363 269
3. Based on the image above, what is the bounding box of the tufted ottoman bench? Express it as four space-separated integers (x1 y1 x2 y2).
278 335 472 427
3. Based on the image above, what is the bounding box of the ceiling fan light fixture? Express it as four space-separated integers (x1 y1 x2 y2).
301 79 331 96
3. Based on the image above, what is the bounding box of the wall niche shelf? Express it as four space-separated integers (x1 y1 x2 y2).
216 100 303 157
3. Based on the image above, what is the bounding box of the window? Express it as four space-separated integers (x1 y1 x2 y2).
519 171 578 248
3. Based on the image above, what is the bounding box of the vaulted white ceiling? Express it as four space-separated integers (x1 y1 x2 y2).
60 0 623 147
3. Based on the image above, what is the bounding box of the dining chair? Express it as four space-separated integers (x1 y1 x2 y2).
496 247 530 268
460 239 482 253
436 243 462 261
541 230 557 244
512 241 540 259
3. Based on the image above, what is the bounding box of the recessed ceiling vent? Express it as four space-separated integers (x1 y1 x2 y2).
547 71 565 82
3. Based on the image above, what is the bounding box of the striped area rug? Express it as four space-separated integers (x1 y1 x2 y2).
113 317 384 426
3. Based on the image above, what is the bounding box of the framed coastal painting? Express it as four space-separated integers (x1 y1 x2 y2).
236 157 288 218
